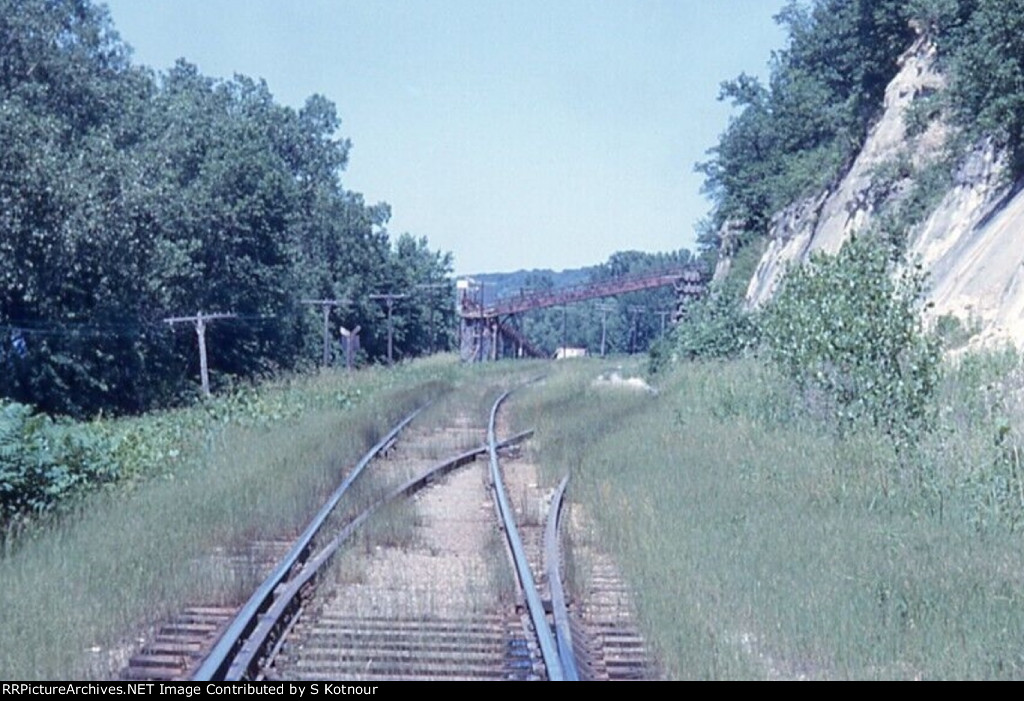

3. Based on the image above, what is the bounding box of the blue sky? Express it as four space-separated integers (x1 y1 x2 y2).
103 1 787 275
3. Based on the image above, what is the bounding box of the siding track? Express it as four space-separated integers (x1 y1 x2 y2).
122 380 657 681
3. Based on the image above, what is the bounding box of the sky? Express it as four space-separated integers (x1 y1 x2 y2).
102 1 787 275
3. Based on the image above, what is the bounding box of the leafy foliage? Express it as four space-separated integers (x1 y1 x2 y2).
903 89 943 137
0 367 377 528
761 236 940 437
946 0 1024 175
0 0 453 417
652 294 760 370
649 241 762 372
0 400 119 526
698 0 916 243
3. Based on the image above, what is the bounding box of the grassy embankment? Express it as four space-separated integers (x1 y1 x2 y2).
8 349 1021 680
511 354 1024 679
0 356 474 679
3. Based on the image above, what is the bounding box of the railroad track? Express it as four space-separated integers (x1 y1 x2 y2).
572 550 657 680
122 384 657 681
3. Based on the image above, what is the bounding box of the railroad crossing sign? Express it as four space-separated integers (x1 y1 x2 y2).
339 324 361 371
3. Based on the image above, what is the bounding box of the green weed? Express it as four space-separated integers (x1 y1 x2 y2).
510 355 1024 679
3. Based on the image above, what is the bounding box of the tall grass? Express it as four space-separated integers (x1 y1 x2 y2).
0 358 460 679
511 356 1024 679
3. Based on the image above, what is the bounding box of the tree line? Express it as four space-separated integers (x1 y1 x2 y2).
0 0 454 417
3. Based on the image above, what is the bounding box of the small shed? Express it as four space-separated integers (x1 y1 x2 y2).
554 347 587 359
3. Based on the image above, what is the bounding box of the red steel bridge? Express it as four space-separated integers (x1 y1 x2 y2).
458 266 706 362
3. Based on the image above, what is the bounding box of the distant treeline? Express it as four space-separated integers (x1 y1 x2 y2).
511 249 696 356
0 0 454 416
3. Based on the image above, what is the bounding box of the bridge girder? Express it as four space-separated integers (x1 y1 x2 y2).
458 266 707 362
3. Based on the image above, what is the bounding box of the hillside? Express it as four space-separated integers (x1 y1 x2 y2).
740 32 1024 350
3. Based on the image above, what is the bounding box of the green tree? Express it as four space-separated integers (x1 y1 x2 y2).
0 0 454 413
948 0 1024 174
761 235 940 436
0 0 167 414
698 0 915 251
652 294 759 371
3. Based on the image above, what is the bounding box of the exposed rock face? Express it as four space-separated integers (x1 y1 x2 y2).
910 141 1024 349
742 34 1024 350
711 219 744 283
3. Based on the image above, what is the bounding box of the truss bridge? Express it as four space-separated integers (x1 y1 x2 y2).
458 266 706 362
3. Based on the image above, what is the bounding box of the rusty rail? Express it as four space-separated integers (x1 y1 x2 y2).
195 415 534 680
239 430 535 680
487 389 565 680
193 405 427 681
545 473 579 680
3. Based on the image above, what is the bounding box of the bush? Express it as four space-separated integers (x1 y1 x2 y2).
649 293 760 374
761 235 941 439
904 90 943 138
0 401 120 525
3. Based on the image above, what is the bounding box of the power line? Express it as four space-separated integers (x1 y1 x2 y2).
0 321 156 338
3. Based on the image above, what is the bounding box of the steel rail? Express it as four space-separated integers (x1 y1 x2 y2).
487 390 565 681
544 473 580 680
193 405 427 681
218 429 535 680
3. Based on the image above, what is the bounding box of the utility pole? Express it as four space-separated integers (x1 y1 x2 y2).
596 302 616 357
627 305 645 354
655 309 673 336
369 293 407 365
561 304 568 355
414 283 449 354
164 311 236 397
477 281 486 362
302 299 349 367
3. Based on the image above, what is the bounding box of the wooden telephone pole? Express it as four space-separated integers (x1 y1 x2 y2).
164 311 236 397
562 304 568 354
302 299 349 366
596 302 617 357
627 305 646 354
655 309 673 336
369 293 407 365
